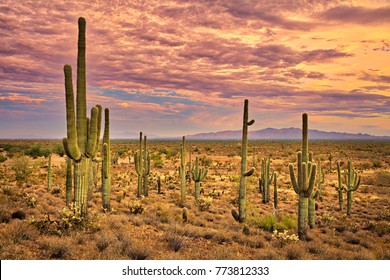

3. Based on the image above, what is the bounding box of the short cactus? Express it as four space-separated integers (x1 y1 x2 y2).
192 156 208 200
289 113 317 240
316 158 325 200
344 159 361 215
178 136 186 203
232 99 255 223
47 154 52 191
259 157 274 203
336 162 345 211
273 172 278 210
134 132 151 197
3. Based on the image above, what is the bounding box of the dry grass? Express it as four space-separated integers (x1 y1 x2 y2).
0 140 389 259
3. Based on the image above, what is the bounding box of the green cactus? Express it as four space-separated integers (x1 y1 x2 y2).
62 17 103 216
329 153 333 173
157 175 161 194
273 172 278 210
192 156 208 200
308 188 319 229
143 135 150 197
102 108 111 211
336 162 345 211
316 158 325 200
65 156 72 206
47 154 52 191
178 136 186 203
232 99 255 223
134 132 150 197
344 159 361 215
288 113 317 240
259 157 274 203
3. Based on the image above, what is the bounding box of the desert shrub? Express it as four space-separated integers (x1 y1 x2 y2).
272 230 299 248
0 209 11 223
12 156 32 184
127 201 145 215
195 197 213 211
24 145 50 158
165 232 186 252
200 156 213 167
257 215 278 232
0 154 6 162
372 159 382 168
1 185 12 196
52 144 65 157
377 172 390 187
39 237 72 259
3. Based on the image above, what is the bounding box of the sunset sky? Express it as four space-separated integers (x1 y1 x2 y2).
1 0 390 138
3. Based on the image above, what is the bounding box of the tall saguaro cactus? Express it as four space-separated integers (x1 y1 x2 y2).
232 99 255 223
102 108 111 210
344 159 361 215
178 136 187 203
289 113 317 240
135 132 150 197
62 17 103 216
192 156 208 200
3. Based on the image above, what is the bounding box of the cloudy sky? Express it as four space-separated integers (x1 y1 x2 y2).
1 0 390 138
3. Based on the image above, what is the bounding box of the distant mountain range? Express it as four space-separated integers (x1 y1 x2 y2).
185 128 390 140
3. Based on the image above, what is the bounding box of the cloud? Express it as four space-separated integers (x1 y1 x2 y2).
0 0 389 137
319 5 390 24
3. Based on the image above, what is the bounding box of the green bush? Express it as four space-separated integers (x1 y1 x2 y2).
25 145 50 159
0 154 6 163
12 156 32 184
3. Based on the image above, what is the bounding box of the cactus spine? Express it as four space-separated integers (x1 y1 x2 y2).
66 156 72 206
336 162 344 211
232 99 255 222
344 159 361 215
62 17 103 216
102 108 111 211
178 136 186 203
192 156 208 200
259 157 274 203
47 154 52 191
288 113 317 240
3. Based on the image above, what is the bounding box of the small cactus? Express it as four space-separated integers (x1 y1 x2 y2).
273 172 278 210
232 99 255 223
336 162 345 211
259 157 274 203
134 132 150 197
192 156 208 200
344 159 361 215
178 136 186 203
47 154 52 191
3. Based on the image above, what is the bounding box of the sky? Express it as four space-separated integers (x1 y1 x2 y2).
1 0 390 138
